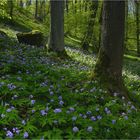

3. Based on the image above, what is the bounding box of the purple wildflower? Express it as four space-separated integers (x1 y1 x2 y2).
29 95 33 98
7 83 16 90
50 99 54 102
31 100 36 105
124 116 128 120
72 116 77 121
91 116 96 121
53 120 58 124
50 91 54 96
58 96 62 100
69 107 75 112
97 115 102 120
23 132 28 138
45 106 49 112
6 108 12 112
22 120 26 125
96 107 99 111
66 110 70 114
32 110 35 113
1 114 5 118
72 126 79 133
112 120 116 124
59 100 64 106
6 131 13 138
82 115 87 119
54 108 62 113
87 126 93 132
40 110 47 116
86 111 92 115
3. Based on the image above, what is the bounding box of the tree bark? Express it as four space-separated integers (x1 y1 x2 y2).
35 0 38 19
124 0 128 52
26 0 32 6
135 1 140 56
81 1 98 51
7 0 14 18
98 3 103 50
48 0 66 55
65 0 69 14
94 1 127 97
19 0 23 7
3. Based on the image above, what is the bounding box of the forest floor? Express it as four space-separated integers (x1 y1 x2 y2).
0 19 140 139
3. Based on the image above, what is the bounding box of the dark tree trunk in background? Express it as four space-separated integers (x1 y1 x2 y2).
84 0 87 12
35 0 38 19
48 0 66 55
98 4 103 50
94 1 128 97
19 0 23 7
74 0 77 13
81 1 98 51
7 0 14 18
26 0 32 6
39 0 45 21
135 1 140 56
124 0 128 52
65 0 69 14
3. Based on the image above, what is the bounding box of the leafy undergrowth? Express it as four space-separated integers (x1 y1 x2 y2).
0 36 140 139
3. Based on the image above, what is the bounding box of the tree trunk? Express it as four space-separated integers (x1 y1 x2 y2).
65 0 69 14
94 1 127 97
35 0 38 19
98 3 103 50
48 0 66 55
19 0 23 7
81 1 98 51
84 0 87 12
135 1 140 56
124 0 128 52
26 0 32 6
74 0 77 13
7 0 14 18
39 0 45 21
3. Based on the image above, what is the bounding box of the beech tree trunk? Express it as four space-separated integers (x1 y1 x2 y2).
135 1 140 56
7 0 14 18
19 0 23 7
35 0 38 19
48 0 66 55
26 0 32 6
81 1 98 51
124 0 128 52
94 1 127 97
65 0 69 14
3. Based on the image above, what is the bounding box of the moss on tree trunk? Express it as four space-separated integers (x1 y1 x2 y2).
94 48 129 99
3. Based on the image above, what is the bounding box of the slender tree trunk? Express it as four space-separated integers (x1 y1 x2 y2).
125 0 128 52
84 0 87 12
26 0 32 6
135 1 140 56
19 0 23 7
94 1 128 97
48 0 66 55
98 3 103 50
39 0 45 21
74 0 77 13
7 0 14 18
35 0 38 19
65 0 69 14
81 1 98 51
